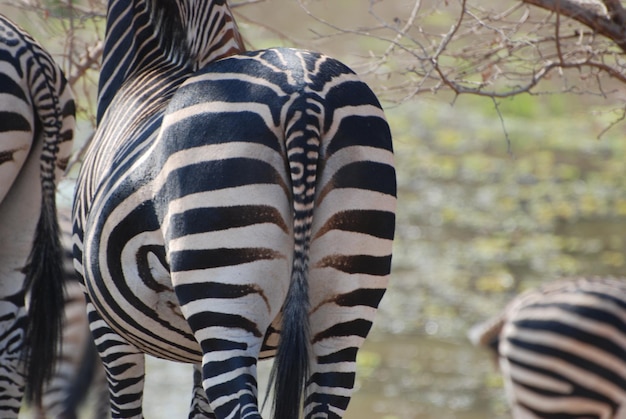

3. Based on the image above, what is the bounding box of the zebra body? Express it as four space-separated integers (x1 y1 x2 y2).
0 14 74 415
73 1 396 418
470 277 626 419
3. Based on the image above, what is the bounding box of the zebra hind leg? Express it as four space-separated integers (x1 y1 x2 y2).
0 299 27 417
188 364 215 419
173 267 285 419
186 311 266 419
305 123 395 416
87 302 146 418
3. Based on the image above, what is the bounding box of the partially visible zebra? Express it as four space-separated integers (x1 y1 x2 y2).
470 277 626 418
33 209 109 419
0 14 75 416
72 1 396 418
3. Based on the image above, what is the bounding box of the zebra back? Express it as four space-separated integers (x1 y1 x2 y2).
471 277 626 418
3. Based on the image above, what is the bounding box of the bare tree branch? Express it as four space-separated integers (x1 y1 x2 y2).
5 0 626 136
68 42 103 86
602 0 626 24
522 0 626 51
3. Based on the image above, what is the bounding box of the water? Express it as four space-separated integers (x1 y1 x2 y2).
140 333 505 419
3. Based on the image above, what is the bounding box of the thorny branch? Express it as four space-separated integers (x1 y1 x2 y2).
4 0 626 137
301 0 626 133
523 0 626 51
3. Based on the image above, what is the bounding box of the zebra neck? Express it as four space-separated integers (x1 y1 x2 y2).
97 0 245 124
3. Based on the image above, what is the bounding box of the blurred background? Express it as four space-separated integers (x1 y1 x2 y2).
3 0 626 417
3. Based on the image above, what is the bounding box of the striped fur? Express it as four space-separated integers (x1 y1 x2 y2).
0 14 74 414
33 209 109 419
470 277 626 418
73 1 395 418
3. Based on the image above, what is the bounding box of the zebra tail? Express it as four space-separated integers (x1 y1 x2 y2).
270 266 310 418
23 189 66 404
21 46 73 404
269 109 319 418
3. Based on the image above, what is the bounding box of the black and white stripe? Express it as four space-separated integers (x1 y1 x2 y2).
470 277 626 418
33 209 109 419
0 13 74 415
72 1 395 418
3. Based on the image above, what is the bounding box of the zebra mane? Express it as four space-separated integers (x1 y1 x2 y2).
98 0 191 121
98 0 245 121
149 0 245 69
147 0 192 66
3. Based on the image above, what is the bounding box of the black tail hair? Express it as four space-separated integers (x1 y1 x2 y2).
269 265 310 419
22 187 65 404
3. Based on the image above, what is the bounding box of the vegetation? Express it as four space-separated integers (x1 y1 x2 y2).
4 1 626 416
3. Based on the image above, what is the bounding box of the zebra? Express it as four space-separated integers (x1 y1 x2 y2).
469 277 626 418
33 208 109 419
0 14 75 416
72 0 396 418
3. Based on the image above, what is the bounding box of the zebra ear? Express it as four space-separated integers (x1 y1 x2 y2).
468 314 504 351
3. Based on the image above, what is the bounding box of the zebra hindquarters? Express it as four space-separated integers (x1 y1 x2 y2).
159 47 396 418
158 121 294 418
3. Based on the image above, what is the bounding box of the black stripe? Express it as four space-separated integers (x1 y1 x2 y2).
176 282 267 307
308 371 354 389
316 347 358 365
170 247 283 272
313 319 373 344
162 158 287 200
334 288 386 308
162 110 284 152
314 210 395 240
507 335 626 389
203 356 257 378
315 254 392 276
0 74 29 101
331 161 396 195
187 311 262 337
167 205 289 239
200 338 247 353
514 316 626 357
0 111 31 132
326 115 392 154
